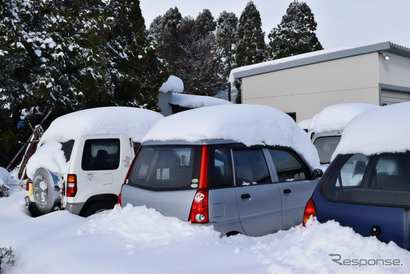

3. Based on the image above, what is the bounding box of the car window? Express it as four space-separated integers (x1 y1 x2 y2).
128 146 201 190
322 152 410 207
81 139 120 170
269 149 309 182
313 136 341 164
208 146 233 188
61 140 74 161
232 149 270 186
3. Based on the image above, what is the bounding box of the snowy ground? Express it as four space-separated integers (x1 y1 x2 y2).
0 172 409 274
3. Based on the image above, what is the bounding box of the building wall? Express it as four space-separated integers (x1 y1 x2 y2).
378 53 410 87
241 53 381 122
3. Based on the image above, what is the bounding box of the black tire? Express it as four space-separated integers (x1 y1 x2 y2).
80 200 115 217
32 168 61 214
28 202 44 217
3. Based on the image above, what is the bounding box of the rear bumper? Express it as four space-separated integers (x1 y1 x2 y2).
65 202 85 215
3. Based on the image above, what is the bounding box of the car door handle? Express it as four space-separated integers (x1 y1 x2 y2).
283 189 292 194
241 194 251 199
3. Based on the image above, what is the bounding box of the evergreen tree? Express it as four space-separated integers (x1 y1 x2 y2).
268 0 323 59
216 11 238 80
149 8 224 96
236 1 266 67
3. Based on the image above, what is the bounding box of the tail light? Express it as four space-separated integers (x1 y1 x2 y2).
189 189 209 223
303 198 316 226
189 146 209 223
66 174 77 197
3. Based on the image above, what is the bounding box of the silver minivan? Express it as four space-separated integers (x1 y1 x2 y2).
119 104 322 237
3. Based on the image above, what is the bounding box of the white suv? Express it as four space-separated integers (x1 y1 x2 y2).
25 107 163 217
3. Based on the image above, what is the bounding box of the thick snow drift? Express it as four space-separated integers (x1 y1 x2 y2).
171 93 232 109
39 107 164 144
1 182 409 274
159 75 184 93
26 107 163 179
314 103 379 133
333 102 410 158
143 104 320 169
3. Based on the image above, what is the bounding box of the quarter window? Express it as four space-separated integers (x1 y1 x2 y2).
232 149 270 186
208 147 233 188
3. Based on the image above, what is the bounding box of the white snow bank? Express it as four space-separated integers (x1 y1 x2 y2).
297 118 311 130
333 102 410 158
143 104 320 169
26 141 70 179
1 186 409 273
314 103 379 133
159 75 184 93
40 107 164 144
171 93 232 108
0 167 15 185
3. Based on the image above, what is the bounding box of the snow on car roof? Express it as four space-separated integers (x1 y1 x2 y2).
333 102 410 158
171 93 232 109
40 107 164 143
313 103 379 133
143 104 320 169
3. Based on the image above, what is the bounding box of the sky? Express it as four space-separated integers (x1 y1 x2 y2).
140 0 410 50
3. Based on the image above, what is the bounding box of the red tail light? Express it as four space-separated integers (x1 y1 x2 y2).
303 198 316 226
26 180 30 191
66 174 77 197
189 189 209 223
189 146 209 223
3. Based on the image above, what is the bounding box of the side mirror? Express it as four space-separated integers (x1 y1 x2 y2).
312 169 323 179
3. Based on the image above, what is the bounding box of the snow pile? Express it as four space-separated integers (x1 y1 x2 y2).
0 167 15 197
26 141 70 180
143 104 320 169
26 107 163 179
159 75 184 93
2 185 409 273
297 118 311 130
40 107 164 144
171 93 232 108
314 103 379 133
333 102 410 158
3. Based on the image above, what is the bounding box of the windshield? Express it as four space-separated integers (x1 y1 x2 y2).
128 145 202 190
313 136 341 164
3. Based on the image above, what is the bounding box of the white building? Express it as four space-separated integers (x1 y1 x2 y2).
229 41 410 122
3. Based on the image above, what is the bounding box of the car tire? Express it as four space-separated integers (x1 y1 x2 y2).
32 168 61 214
80 200 115 217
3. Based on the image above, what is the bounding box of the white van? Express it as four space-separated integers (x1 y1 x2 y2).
25 107 163 217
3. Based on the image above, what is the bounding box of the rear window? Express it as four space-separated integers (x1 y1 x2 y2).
322 152 410 207
128 146 202 190
81 139 120 170
314 136 341 164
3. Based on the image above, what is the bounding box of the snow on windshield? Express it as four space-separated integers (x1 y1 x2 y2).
314 103 379 133
171 93 232 109
143 104 320 169
333 102 410 158
159 75 184 93
40 107 164 144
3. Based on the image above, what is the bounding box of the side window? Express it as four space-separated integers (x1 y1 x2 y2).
82 139 120 170
208 146 233 188
269 149 309 182
232 149 270 186
61 140 75 161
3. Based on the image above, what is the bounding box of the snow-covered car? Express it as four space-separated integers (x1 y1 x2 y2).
119 104 323 237
305 102 410 250
25 107 163 217
311 103 379 167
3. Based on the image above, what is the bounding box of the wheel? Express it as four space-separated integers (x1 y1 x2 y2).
32 168 61 214
80 200 115 217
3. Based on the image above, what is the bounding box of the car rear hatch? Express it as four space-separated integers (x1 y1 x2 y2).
121 144 202 221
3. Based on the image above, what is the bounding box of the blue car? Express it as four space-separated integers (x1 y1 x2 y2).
304 103 410 250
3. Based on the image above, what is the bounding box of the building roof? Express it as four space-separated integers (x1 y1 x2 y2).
229 41 410 82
